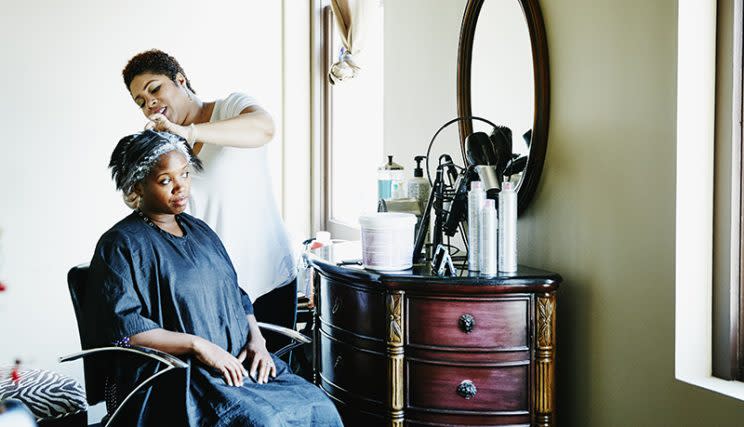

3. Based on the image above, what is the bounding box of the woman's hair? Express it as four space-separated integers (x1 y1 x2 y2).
122 49 196 94
109 130 203 197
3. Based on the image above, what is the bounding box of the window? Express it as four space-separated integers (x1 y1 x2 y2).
676 0 744 401
312 1 384 240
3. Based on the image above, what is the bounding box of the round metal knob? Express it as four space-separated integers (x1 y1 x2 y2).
459 313 475 333
457 380 477 399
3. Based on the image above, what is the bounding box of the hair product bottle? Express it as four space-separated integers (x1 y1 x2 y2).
479 198 498 275
377 155 405 200
406 155 431 212
498 181 518 272
467 181 486 271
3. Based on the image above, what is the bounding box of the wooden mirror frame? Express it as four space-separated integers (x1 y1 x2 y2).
457 0 550 215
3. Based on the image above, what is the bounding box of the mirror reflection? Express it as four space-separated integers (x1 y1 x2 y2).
469 0 534 187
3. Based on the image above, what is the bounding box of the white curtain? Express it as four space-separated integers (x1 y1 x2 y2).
329 0 376 84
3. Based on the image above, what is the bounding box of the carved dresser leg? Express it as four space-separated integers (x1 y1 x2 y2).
536 293 556 426
387 292 405 426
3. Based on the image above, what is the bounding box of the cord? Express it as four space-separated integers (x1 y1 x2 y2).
424 115 500 185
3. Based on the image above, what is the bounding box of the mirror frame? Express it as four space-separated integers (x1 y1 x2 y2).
457 0 550 215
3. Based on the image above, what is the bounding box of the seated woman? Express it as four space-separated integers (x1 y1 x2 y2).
83 130 342 426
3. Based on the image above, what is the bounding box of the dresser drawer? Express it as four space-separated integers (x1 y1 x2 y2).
407 360 529 412
317 332 387 404
319 277 386 340
407 297 529 350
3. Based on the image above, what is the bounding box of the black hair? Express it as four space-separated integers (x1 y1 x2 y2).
122 49 196 94
109 130 203 194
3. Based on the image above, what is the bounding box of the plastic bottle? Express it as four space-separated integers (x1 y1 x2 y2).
498 182 518 272
302 231 333 298
467 181 486 272
406 155 431 212
479 199 498 275
311 231 332 260
378 155 405 200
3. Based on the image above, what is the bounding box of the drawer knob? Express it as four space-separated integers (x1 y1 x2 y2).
457 380 477 399
459 313 476 333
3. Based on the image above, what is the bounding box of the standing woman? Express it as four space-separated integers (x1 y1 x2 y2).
122 50 297 350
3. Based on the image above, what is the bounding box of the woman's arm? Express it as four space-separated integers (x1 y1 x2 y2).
131 328 248 387
147 105 275 150
129 328 199 356
193 106 275 149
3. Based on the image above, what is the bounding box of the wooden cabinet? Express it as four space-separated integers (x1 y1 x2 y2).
308 242 561 427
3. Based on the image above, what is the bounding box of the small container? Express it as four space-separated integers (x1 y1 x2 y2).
479 199 498 275
359 212 417 271
313 230 332 260
378 155 405 200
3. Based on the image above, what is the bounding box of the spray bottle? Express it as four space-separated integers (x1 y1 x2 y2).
479 199 498 275
498 181 518 272
468 181 486 271
467 181 486 271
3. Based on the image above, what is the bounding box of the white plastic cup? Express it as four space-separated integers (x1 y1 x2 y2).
358 212 417 271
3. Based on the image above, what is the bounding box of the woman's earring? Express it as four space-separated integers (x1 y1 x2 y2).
187 90 193 102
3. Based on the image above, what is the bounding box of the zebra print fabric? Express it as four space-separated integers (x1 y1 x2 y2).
0 367 87 421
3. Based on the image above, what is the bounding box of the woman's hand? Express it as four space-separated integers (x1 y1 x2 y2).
145 113 189 141
237 335 276 384
193 337 248 387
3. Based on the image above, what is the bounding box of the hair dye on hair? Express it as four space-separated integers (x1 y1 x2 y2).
109 130 203 196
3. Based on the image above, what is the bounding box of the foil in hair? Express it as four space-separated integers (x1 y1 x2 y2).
109 130 203 195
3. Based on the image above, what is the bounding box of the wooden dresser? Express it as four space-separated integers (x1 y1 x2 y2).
307 242 561 426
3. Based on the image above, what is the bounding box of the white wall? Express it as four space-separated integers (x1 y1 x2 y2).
384 0 463 174
0 0 283 416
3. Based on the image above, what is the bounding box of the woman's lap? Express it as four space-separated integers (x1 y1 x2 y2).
208 356 342 427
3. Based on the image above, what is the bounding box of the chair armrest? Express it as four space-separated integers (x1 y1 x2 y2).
59 346 188 369
59 346 188 427
257 322 311 344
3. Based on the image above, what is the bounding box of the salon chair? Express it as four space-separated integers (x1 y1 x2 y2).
60 264 310 427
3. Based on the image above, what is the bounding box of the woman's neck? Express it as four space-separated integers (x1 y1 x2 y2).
138 208 183 236
183 97 215 125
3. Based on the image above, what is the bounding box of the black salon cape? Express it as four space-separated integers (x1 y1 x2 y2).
83 212 342 426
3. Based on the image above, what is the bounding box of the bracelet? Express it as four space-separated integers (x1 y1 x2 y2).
187 123 197 147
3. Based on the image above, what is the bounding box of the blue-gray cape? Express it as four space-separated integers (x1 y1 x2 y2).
84 212 341 426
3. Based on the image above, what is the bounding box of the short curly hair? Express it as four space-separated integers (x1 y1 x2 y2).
122 49 196 94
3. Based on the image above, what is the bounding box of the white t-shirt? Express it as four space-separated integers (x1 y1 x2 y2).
187 92 296 300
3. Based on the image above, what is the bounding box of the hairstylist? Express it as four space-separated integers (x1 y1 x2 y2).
122 49 297 352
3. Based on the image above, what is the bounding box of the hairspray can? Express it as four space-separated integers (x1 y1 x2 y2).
479 199 498 275
467 181 486 271
498 181 518 272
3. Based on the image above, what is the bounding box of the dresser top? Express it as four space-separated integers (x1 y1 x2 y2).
307 241 561 293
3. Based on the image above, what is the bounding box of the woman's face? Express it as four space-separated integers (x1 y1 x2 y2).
136 150 191 215
129 73 189 124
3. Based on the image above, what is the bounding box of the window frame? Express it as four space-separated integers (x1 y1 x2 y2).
712 0 744 381
311 1 384 240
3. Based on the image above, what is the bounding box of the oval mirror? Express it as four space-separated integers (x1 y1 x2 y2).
457 0 550 215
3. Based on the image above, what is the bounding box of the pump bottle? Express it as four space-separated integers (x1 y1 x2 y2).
406 155 431 212
378 155 405 200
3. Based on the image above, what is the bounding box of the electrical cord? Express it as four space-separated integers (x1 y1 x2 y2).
424 116 499 185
